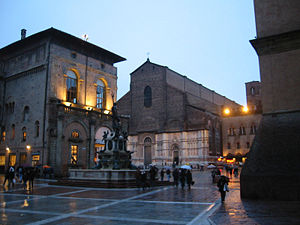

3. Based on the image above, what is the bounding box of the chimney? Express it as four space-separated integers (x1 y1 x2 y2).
21 29 26 40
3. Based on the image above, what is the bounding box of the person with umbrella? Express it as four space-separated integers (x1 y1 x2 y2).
217 175 229 202
186 170 193 189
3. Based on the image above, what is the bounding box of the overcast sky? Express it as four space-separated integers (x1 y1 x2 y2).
0 0 259 106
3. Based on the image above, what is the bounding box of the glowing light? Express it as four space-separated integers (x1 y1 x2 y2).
104 110 110 114
26 145 31 151
224 108 230 115
6 147 10 151
64 102 72 107
85 106 93 111
242 106 249 113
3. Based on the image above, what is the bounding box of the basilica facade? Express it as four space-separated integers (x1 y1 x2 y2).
0 28 125 175
117 59 240 167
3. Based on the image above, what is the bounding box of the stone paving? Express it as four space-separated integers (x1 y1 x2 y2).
0 170 300 224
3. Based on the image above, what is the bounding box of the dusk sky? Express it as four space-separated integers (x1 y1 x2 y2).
0 0 259 106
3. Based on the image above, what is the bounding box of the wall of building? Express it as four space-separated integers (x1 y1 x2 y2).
254 0 300 38
128 130 209 167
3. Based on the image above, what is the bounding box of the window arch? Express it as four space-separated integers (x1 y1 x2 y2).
66 70 78 104
22 127 27 141
144 86 152 108
250 124 257 135
144 137 152 145
23 106 29 121
35 121 40 137
239 125 246 135
250 87 255 95
96 79 106 109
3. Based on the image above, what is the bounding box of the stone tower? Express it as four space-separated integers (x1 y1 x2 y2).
241 0 300 200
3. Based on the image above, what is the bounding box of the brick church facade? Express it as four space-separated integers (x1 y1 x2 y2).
117 59 240 167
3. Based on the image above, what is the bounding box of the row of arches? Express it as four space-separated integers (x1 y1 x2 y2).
228 124 257 136
65 70 107 109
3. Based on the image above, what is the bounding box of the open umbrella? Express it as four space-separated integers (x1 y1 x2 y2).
207 164 216 169
181 165 192 170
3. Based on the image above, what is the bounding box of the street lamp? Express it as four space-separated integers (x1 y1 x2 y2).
26 145 31 151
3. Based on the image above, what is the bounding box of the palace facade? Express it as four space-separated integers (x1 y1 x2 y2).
0 28 126 175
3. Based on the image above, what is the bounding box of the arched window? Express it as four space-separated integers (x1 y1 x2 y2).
66 70 78 104
250 87 255 95
35 121 39 137
22 127 27 141
71 130 79 139
239 126 246 135
96 79 106 109
23 106 29 121
11 124 15 140
250 124 257 135
144 86 152 108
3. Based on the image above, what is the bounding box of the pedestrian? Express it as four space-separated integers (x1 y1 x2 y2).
233 165 239 177
217 175 229 202
179 169 186 190
23 168 29 190
172 168 179 187
141 170 147 190
17 166 24 183
186 170 193 189
8 166 15 188
160 169 165 181
166 169 171 182
2 168 9 186
135 168 142 188
211 169 216 183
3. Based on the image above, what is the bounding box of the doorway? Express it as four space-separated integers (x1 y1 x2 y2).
172 145 179 165
144 137 152 166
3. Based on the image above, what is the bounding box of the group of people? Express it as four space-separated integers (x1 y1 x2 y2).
135 166 194 190
2 166 37 190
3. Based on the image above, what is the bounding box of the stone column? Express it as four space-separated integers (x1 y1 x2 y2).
56 105 64 176
89 111 96 168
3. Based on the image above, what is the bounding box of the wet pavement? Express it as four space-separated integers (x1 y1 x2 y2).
1 170 300 224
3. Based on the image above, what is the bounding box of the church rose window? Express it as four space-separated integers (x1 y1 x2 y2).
96 79 106 109
144 86 152 108
66 70 78 104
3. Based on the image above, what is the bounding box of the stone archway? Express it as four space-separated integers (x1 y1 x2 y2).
144 137 152 166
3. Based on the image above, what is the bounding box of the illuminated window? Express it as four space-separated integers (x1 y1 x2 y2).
23 106 29 121
144 86 152 108
71 131 79 139
9 154 16 166
71 145 78 165
22 127 27 141
34 121 40 137
1 131 6 142
96 79 106 109
66 70 78 104
12 124 15 139
0 155 5 166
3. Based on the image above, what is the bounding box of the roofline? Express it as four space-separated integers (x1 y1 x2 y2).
0 27 126 64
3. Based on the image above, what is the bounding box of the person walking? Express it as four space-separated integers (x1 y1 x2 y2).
166 169 171 182
8 166 15 188
186 170 193 189
217 175 229 202
2 168 9 186
172 168 179 187
160 169 165 181
179 169 186 190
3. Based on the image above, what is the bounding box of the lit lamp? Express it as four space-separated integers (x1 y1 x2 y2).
242 106 249 113
64 102 72 107
6 147 10 152
224 108 230 115
104 110 110 114
26 145 31 151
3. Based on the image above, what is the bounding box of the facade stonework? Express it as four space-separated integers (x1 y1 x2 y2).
0 28 125 175
118 60 240 167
